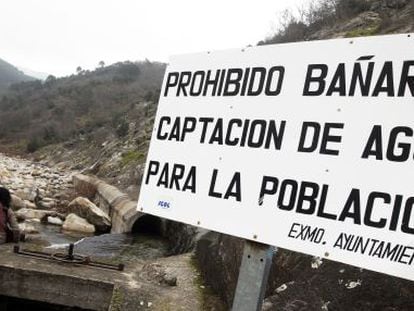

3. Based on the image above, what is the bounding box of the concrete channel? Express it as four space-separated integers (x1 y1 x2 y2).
0 245 118 310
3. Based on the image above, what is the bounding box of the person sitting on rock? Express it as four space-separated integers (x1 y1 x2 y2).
0 187 20 243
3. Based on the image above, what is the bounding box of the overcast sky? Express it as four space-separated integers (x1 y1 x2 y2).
0 0 307 77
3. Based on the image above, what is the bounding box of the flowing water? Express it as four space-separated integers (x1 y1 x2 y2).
22 222 170 263
7 219 170 311
0 154 173 310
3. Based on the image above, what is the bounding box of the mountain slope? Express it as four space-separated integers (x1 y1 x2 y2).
0 58 34 93
18 66 49 81
259 0 414 45
0 60 165 155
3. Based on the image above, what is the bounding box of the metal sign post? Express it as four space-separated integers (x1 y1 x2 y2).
232 240 275 311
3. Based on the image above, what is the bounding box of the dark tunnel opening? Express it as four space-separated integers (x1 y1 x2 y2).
0 295 92 311
131 215 162 236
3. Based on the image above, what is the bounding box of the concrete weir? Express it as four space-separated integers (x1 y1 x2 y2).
0 243 206 310
72 174 200 253
0 174 210 310
72 174 143 233
0 245 116 310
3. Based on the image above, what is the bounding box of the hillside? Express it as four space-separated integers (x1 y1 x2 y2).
259 0 414 44
0 57 34 94
0 60 165 198
0 60 164 152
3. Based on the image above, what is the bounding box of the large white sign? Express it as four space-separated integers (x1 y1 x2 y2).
138 34 414 281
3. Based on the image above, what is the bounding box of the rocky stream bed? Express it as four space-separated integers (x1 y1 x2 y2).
0 153 224 310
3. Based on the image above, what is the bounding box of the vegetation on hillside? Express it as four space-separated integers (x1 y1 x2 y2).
259 0 413 45
0 60 165 153
0 58 34 94
0 0 412 197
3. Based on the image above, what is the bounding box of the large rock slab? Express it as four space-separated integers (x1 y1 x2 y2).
68 197 111 232
62 213 95 234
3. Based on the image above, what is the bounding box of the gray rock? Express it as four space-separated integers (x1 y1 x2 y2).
38 198 57 209
10 194 26 211
162 274 177 287
140 263 177 287
62 213 95 234
47 216 64 226
19 222 39 234
15 188 36 202
24 200 37 209
262 301 274 311
339 11 381 32
67 197 111 232
15 208 60 221
31 169 42 177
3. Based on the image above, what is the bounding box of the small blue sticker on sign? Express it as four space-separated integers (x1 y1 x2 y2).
157 200 171 209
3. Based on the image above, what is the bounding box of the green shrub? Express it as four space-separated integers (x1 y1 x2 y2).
121 150 145 166
346 25 380 38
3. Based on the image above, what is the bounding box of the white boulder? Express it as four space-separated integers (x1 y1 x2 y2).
62 213 95 234
67 197 111 232
47 216 64 226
